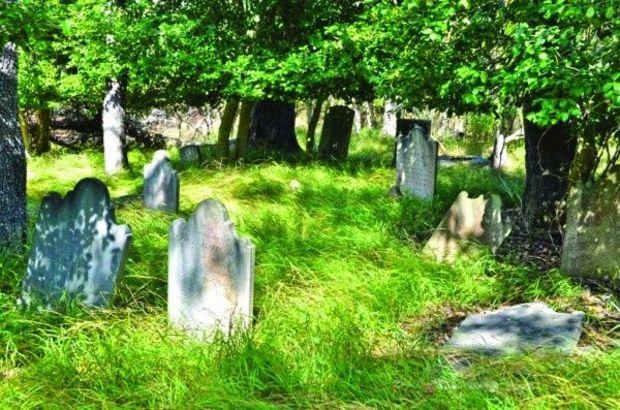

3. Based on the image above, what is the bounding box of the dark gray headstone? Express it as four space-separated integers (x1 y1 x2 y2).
446 303 584 354
21 178 132 308
168 199 254 339
318 105 355 160
395 122 438 199
144 150 179 212
180 144 201 166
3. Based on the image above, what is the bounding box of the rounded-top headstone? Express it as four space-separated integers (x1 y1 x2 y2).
144 150 180 213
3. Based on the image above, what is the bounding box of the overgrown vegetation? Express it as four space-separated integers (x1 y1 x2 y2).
0 135 617 408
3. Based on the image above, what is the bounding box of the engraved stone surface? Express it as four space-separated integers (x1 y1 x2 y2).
424 191 511 263
144 150 179 212
21 178 132 308
180 144 201 166
446 303 585 354
395 123 438 199
168 199 255 339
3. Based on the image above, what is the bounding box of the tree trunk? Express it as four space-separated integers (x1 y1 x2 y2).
21 108 52 156
235 101 253 161
0 43 27 248
382 100 398 137
249 100 301 154
103 79 128 174
306 97 325 155
365 102 376 129
217 99 239 160
318 105 355 160
352 101 362 133
522 104 577 230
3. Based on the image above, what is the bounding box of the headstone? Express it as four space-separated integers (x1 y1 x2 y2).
395 121 438 199
318 105 355 160
168 199 255 339
446 303 584 354
424 191 511 263
20 178 132 308
382 100 398 137
143 150 180 212
180 144 201 166
561 167 620 280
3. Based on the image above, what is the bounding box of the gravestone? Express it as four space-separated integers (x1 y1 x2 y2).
424 192 511 263
446 303 584 355
180 144 201 166
394 122 438 199
144 150 180 212
20 178 132 308
318 105 355 160
168 199 255 339
561 167 619 280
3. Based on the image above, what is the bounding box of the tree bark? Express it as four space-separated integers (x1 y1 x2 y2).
235 101 253 161
249 100 301 154
217 99 239 160
0 42 27 248
103 79 128 174
306 97 325 155
21 108 52 156
522 104 577 230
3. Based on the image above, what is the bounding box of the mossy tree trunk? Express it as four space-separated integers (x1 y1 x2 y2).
234 101 253 161
306 97 325 155
217 99 240 161
0 42 27 248
20 108 52 156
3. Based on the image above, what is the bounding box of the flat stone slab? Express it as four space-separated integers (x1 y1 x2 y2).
446 303 585 354
21 178 132 308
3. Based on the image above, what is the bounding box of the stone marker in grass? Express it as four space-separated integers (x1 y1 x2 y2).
168 199 255 339
394 121 438 199
144 150 179 212
446 303 584 354
179 144 201 166
424 191 511 263
318 105 355 160
20 178 132 308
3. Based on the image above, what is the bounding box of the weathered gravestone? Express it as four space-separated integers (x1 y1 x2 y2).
168 199 255 339
318 105 355 160
446 303 585 355
20 178 132 308
561 166 620 280
179 144 201 166
144 150 180 212
424 191 511 263
394 121 438 199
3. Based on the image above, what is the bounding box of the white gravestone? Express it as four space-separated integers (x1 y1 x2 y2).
395 124 438 199
144 150 180 212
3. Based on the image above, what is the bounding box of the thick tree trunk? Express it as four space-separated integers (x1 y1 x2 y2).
0 43 27 248
103 79 128 174
21 108 51 156
249 100 301 154
318 105 355 160
235 101 253 161
306 97 325 155
522 104 577 230
217 99 239 160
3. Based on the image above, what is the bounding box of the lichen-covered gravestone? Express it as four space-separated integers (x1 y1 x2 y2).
168 199 255 339
21 178 132 308
318 105 355 160
424 191 511 263
179 144 201 166
144 150 179 212
395 122 438 199
446 303 584 355
561 167 619 280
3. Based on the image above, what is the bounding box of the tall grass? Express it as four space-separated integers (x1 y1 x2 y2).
0 133 617 408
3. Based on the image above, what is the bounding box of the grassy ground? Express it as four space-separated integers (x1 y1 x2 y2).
0 132 618 408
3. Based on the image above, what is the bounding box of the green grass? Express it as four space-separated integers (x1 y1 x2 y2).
0 133 618 408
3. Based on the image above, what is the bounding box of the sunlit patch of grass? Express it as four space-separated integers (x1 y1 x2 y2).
0 135 617 407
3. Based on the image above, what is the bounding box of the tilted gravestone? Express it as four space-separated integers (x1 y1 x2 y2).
446 303 584 355
144 150 180 213
21 178 132 308
318 105 355 160
394 121 438 199
561 166 619 280
168 199 255 339
424 191 511 263
179 144 201 166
